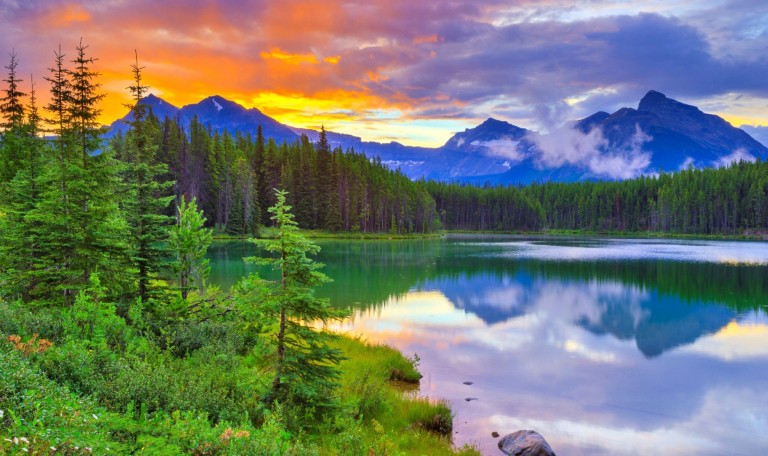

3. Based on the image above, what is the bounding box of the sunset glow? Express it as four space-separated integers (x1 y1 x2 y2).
2 0 768 146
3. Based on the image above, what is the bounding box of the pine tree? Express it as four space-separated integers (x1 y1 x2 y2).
0 71 44 300
122 52 174 302
237 189 347 416
25 42 130 305
23 46 77 303
67 39 131 293
0 50 26 183
0 50 25 128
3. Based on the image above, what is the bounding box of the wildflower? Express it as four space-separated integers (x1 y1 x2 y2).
19 437 29 444
92 414 98 420
22 449 28 453
13 437 18 445
0 409 3 419
50 447 57 451
220 428 234 441
235 430 250 438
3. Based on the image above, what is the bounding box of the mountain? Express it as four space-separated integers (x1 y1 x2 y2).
575 90 768 172
108 95 298 144
181 95 298 143
108 94 179 136
107 91 768 184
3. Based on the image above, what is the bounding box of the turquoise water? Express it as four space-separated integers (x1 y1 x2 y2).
208 235 768 455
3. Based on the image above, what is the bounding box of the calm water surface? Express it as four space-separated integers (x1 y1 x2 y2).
208 235 768 456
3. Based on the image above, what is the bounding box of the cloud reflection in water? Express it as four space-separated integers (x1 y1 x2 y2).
330 273 768 455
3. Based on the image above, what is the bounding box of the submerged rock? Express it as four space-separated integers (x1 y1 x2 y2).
498 430 555 456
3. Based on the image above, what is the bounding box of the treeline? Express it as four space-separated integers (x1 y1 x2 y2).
110 116 440 235
424 161 768 235
524 161 768 234
425 180 545 231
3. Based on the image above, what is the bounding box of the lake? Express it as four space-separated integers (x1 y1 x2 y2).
208 235 768 455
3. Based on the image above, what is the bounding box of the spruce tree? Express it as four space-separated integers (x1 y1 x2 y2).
24 45 77 303
122 52 174 301
0 68 43 300
0 50 26 183
26 42 130 305
237 189 347 415
68 39 131 294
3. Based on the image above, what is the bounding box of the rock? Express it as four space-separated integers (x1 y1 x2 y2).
498 430 555 456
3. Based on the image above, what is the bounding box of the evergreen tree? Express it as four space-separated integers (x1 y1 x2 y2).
25 42 130 305
238 189 346 415
0 50 25 128
0 72 44 300
122 52 174 301
0 50 26 183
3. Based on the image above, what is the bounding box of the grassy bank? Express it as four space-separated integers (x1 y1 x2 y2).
0 299 476 455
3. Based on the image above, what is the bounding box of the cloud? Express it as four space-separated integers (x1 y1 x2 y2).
1 1 768 146
679 156 696 170
528 121 652 179
714 148 757 167
470 138 526 162
740 125 768 147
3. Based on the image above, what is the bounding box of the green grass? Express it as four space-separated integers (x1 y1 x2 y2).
0 299 477 456
327 336 480 455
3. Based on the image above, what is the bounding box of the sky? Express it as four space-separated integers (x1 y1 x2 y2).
1 0 768 147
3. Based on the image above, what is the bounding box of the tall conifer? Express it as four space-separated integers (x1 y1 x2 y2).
122 52 174 301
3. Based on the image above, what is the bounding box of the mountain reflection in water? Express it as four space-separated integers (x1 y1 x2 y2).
208 236 768 455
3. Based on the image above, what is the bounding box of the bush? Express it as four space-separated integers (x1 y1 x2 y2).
407 397 453 436
0 300 67 343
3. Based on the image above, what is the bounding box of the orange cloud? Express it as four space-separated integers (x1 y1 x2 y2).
46 3 91 27
261 48 320 65
413 34 441 45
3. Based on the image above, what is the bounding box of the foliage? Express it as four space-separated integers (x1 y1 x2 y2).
120 52 174 302
429 160 768 236
0 43 476 456
237 190 348 421
169 196 212 300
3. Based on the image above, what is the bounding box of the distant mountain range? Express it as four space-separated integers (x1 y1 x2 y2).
108 90 768 184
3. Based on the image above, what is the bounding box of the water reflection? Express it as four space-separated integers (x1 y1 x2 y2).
333 288 768 455
208 236 768 455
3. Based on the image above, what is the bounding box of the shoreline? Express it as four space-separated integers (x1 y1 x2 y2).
214 228 768 242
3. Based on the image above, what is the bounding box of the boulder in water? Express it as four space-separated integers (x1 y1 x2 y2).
498 430 555 456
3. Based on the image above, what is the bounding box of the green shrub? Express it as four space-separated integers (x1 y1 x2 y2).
0 300 67 343
407 397 453 436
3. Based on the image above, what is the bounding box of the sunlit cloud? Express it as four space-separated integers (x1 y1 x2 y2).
1 0 767 146
680 320 768 360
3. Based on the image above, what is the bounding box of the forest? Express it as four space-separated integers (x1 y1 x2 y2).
0 45 476 455
427 162 768 234
106 107 768 237
108 112 441 236
1 39 767 455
